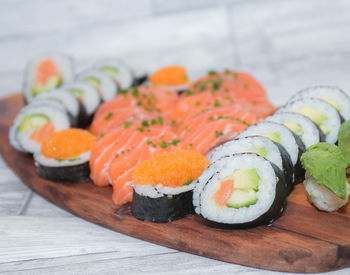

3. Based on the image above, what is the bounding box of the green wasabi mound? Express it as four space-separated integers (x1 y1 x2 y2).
338 120 350 167
300 143 347 199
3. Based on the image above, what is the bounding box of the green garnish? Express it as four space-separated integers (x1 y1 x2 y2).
115 154 119 158
183 180 192 186
185 90 194 96
195 101 201 106
215 130 223 137
100 133 104 138
136 100 143 106
214 99 221 107
147 140 152 144
123 121 133 128
301 143 347 199
104 112 113 120
132 87 139 97
172 139 180 146
136 127 144 132
208 70 218 75
142 120 149 127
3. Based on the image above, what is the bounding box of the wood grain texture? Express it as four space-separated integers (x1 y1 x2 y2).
2 94 350 273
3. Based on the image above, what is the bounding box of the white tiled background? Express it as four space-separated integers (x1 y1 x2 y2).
1 1 350 274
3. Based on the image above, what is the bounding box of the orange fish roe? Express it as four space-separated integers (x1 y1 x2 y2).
133 150 209 187
35 58 60 84
150 66 188 86
41 128 96 159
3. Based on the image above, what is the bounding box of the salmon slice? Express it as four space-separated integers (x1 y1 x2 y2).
171 89 274 125
90 105 175 137
35 58 60 84
177 106 260 138
29 121 55 143
89 126 178 188
94 86 178 121
180 118 250 154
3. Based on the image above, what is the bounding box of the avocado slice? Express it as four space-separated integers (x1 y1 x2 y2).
18 114 49 133
321 97 341 112
249 147 268 158
101 66 119 78
261 132 280 143
31 76 62 97
284 121 304 136
83 76 101 87
297 107 329 135
69 88 83 98
226 189 258 208
233 168 260 191
224 168 260 208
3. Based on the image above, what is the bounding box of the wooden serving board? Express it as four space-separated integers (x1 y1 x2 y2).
2 94 350 273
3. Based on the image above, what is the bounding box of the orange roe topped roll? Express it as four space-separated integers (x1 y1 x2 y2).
133 150 209 187
150 66 189 87
132 150 209 222
41 128 96 159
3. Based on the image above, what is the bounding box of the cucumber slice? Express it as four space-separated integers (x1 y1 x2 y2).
248 147 267 158
83 76 101 87
69 88 83 98
322 97 341 112
284 121 304 136
101 66 119 78
261 132 280 143
31 76 61 97
233 168 260 191
18 114 49 133
226 189 258 208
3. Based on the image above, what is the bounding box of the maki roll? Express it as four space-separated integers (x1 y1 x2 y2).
236 121 305 185
34 128 96 183
193 153 287 227
132 150 209 222
9 104 70 154
61 81 101 127
208 136 293 187
32 89 84 127
288 85 350 121
149 66 190 93
94 59 134 90
76 69 117 102
265 112 323 147
277 98 341 144
301 143 350 212
23 53 74 103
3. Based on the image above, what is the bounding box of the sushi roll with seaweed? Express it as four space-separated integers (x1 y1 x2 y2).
236 121 305 186
149 66 190 93
208 136 293 188
94 59 134 90
301 143 350 212
34 128 96 183
132 150 209 222
23 53 74 103
61 81 101 127
265 112 323 147
9 104 70 153
32 89 84 127
288 85 350 121
277 98 341 144
76 69 117 102
193 153 287 227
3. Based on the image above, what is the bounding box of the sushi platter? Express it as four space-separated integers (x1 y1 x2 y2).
2 93 350 273
4 54 350 273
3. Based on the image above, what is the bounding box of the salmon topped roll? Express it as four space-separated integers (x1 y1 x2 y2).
34 129 96 183
132 150 209 222
23 53 74 103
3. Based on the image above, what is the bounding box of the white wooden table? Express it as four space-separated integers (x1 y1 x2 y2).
1 1 350 274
